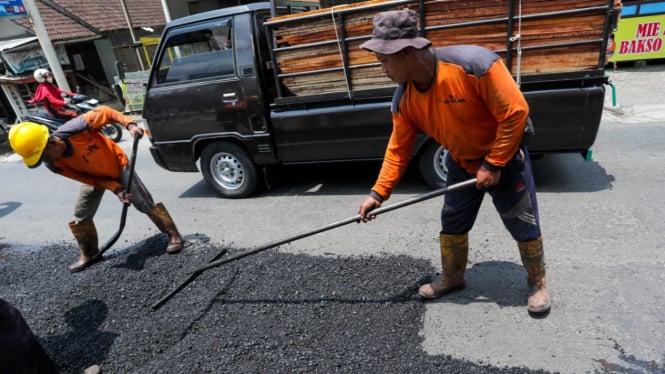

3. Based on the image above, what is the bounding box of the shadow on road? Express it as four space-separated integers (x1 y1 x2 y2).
41 299 118 373
414 260 527 308
0 201 21 219
109 234 169 271
179 161 428 198
532 153 613 193
178 153 613 199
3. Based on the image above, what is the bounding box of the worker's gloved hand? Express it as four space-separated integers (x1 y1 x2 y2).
116 190 132 204
129 126 144 139
358 195 382 222
476 166 500 189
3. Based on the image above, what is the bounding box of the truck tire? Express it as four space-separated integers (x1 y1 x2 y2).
200 142 259 198
418 141 449 189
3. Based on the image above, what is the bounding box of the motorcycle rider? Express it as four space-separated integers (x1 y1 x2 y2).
28 68 80 121
8 106 185 272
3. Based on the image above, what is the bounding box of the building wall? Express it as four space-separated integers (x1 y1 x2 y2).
94 38 118 87
107 28 164 72
164 0 258 20
165 0 190 20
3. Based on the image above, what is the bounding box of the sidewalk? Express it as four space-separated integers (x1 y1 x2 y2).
603 62 665 123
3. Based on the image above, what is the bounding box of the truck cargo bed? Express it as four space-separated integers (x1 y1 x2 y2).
265 0 619 102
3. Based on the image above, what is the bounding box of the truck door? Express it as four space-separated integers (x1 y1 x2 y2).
144 19 251 145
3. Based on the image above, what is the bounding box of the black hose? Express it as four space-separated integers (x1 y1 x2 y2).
82 133 140 268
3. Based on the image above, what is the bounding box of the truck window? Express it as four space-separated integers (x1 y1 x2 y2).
155 20 234 84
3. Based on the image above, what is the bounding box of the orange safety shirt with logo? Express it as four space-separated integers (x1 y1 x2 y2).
45 106 135 193
372 45 529 200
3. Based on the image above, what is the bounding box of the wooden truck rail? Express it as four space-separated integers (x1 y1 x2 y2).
264 0 620 104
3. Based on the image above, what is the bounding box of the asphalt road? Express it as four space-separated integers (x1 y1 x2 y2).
1 62 664 373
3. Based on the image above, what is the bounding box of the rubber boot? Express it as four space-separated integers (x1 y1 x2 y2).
147 203 184 254
518 237 551 313
418 233 468 299
68 220 100 273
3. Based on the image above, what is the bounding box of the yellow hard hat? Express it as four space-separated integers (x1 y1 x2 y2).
8 122 50 168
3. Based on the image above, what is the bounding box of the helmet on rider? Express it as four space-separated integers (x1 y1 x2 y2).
8 122 50 168
33 68 53 83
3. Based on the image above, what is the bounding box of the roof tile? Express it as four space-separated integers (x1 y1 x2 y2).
13 0 165 41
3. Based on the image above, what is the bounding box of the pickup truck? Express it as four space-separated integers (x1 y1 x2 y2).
142 0 619 198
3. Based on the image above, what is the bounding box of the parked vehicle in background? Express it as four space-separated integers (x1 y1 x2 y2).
0 117 9 139
143 1 620 198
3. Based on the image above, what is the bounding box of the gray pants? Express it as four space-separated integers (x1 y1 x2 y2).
73 167 156 222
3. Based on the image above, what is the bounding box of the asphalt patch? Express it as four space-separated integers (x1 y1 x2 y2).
0 237 548 373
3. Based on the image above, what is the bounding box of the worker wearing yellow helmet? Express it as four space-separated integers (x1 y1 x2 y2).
8 106 185 272
7 121 49 168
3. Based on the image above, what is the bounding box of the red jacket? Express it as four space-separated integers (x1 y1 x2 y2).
28 82 74 112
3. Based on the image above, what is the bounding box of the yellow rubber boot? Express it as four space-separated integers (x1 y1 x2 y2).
68 220 100 273
418 233 468 299
147 203 184 254
518 237 551 313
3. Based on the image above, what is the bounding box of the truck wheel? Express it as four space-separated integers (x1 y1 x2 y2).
200 142 259 198
418 141 449 189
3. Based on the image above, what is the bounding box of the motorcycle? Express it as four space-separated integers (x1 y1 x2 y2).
23 95 124 143
0 117 9 139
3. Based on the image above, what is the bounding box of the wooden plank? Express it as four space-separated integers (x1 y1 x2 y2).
268 0 611 96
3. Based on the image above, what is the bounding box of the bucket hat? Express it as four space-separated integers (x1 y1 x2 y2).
359 9 432 54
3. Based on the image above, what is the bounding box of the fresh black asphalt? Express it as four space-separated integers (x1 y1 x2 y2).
0 234 548 373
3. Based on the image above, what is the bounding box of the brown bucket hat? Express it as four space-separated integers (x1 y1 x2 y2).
359 9 432 54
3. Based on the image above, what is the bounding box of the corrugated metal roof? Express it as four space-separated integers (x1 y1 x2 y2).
0 36 38 51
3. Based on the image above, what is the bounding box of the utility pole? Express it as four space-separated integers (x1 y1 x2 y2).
22 0 72 92
161 0 172 22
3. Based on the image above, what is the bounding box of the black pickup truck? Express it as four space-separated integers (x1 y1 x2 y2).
142 1 618 198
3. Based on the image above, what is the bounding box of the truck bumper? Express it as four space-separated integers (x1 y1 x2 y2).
149 143 198 172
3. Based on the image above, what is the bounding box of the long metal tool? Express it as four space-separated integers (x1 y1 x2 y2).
83 133 141 269
151 178 477 310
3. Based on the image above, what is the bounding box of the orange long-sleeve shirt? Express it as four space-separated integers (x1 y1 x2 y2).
45 106 136 193
372 45 529 199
